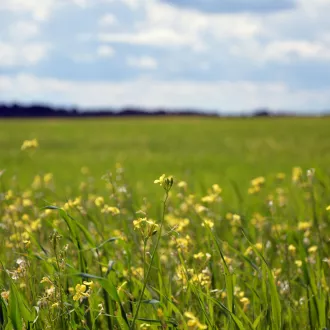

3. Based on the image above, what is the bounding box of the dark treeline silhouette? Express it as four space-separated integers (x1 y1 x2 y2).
0 103 328 118
0 103 220 118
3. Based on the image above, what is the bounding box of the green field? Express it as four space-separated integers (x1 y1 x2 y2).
0 117 329 329
1 117 330 197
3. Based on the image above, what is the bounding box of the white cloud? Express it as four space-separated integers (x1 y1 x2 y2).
21 44 49 64
142 2 260 40
97 45 115 57
98 2 260 51
98 30 205 50
127 55 157 69
264 41 330 62
0 42 49 67
71 0 89 8
120 0 142 10
98 13 117 27
228 39 330 63
8 21 39 40
1 74 329 112
98 0 330 65
0 0 55 21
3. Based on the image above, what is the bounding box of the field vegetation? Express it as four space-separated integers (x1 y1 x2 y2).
0 117 329 329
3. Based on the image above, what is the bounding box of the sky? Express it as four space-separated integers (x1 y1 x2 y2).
0 0 330 113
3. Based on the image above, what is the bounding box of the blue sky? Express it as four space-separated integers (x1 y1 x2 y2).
0 0 330 113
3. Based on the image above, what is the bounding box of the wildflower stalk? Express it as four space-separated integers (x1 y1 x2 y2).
96 250 112 330
130 192 169 329
51 231 66 329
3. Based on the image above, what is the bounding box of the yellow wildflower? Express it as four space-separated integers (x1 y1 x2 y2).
191 269 211 288
5 190 14 200
288 244 296 254
224 256 232 264
212 184 222 194
240 297 250 312
130 267 144 279
202 218 214 229
95 196 104 207
23 240 31 248
244 246 253 256
44 173 53 184
22 199 32 207
251 176 265 187
273 268 282 277
201 195 217 203
178 181 188 189
30 219 41 231
157 308 164 318
154 174 165 185
194 252 205 259
21 138 38 151
184 311 207 329
292 167 302 183
308 245 318 253
154 174 174 191
326 205 330 211
255 243 263 251
40 277 53 284
276 172 286 180
298 221 312 231
32 175 42 189
238 291 245 298
1 291 9 300
73 284 89 301
232 214 241 226
175 235 191 253
195 204 207 213
248 186 260 194
295 260 302 267
101 205 120 215
83 281 94 289
133 217 159 238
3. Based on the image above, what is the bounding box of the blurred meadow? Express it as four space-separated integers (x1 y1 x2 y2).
1 117 330 199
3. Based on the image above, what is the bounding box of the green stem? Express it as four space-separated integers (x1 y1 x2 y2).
130 192 168 329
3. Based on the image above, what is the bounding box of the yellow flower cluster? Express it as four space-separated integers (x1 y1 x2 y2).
21 138 39 151
184 312 207 329
73 281 94 301
201 184 222 203
248 176 265 194
133 217 159 239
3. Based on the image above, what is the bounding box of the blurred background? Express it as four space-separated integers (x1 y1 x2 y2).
1 0 330 114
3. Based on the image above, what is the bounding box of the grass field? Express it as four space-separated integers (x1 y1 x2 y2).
1 117 330 196
0 117 329 329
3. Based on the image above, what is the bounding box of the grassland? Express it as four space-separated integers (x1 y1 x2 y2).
0 117 329 329
1 117 330 197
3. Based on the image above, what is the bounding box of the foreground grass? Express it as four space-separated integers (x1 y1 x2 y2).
0 144 329 328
